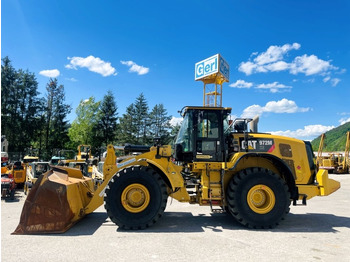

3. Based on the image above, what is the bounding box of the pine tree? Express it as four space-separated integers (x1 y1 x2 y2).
43 79 71 159
1 57 43 155
17 69 44 152
96 90 118 146
1 57 19 151
149 104 172 143
118 103 138 145
134 93 149 144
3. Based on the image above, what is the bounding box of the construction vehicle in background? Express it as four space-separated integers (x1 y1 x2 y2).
1 172 16 200
50 149 75 166
317 132 350 174
50 156 65 166
76 145 92 161
317 133 337 173
92 161 104 181
58 145 94 176
13 55 341 234
335 131 350 174
11 161 26 186
1 156 15 200
24 162 50 195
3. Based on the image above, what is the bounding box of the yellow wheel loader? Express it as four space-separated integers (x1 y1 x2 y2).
13 106 340 234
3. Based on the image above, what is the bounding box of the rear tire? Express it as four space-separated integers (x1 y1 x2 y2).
226 167 291 229
104 165 168 230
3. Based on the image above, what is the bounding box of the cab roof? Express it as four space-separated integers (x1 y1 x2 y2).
181 106 232 116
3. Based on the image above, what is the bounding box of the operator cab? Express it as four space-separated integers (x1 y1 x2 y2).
174 106 232 162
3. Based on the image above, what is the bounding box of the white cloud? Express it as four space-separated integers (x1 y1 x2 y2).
238 43 339 80
230 80 292 93
323 76 340 86
39 69 60 78
339 117 350 125
256 82 292 93
242 105 263 118
323 76 331 83
65 77 78 82
229 79 253 88
331 78 341 87
170 116 183 126
289 54 336 76
264 61 289 72
66 56 117 77
239 43 300 75
121 60 149 75
241 98 310 118
238 61 256 75
270 124 334 140
255 43 300 65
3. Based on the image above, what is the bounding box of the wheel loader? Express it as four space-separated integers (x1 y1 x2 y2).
13 106 340 234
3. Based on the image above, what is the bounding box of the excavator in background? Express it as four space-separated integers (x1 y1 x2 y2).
13 106 341 234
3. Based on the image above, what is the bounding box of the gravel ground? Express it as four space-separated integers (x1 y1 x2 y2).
1 174 350 262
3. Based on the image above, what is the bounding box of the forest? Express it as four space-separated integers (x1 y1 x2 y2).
1 57 180 160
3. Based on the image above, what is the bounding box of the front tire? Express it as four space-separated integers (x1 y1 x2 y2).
104 165 168 230
226 167 291 229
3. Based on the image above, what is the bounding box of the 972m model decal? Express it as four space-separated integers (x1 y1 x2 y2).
239 138 275 152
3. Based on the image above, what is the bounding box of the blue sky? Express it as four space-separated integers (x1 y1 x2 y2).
2 0 350 140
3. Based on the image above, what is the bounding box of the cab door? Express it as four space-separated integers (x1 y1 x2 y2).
195 110 224 162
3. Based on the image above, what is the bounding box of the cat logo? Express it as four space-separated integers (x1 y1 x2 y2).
240 138 275 152
241 140 257 150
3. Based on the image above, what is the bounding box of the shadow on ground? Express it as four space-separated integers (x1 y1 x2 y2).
61 210 350 235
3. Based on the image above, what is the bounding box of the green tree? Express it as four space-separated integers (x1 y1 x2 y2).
1 56 19 151
118 103 138 144
17 69 44 152
149 104 172 143
43 79 71 159
1 57 43 155
134 93 149 144
95 91 119 146
68 97 100 148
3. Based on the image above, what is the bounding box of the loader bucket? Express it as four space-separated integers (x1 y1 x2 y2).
13 166 98 234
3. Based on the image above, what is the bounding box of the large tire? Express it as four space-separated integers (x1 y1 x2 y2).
226 167 291 229
104 165 168 230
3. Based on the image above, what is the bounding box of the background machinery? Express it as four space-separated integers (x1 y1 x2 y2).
317 132 350 174
24 162 50 195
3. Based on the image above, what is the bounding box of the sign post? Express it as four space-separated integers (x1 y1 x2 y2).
195 54 229 107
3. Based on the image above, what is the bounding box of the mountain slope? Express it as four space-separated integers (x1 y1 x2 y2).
311 122 350 152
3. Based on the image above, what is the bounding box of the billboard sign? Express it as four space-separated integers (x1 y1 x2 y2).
195 54 229 82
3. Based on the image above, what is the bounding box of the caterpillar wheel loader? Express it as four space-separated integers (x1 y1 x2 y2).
13 106 340 234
